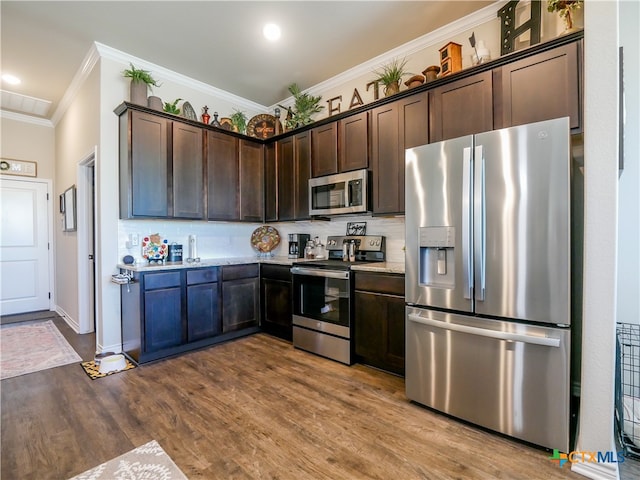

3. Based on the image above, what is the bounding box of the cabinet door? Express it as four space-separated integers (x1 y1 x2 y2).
187 282 220 341
264 142 277 222
172 122 204 219
311 122 338 177
398 92 429 213
207 130 239 220
339 111 369 172
128 111 169 217
260 265 293 341
354 291 405 375
498 42 581 131
277 137 295 221
144 287 183 352
371 102 400 214
222 277 260 333
429 71 493 142
294 131 311 220
239 140 264 222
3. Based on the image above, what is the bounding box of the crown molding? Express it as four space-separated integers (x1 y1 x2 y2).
270 0 508 108
0 109 54 128
94 42 267 112
50 43 101 126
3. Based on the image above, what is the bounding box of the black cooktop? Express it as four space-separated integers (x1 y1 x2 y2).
293 259 382 270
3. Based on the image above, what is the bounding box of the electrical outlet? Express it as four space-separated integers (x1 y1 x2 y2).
131 233 139 246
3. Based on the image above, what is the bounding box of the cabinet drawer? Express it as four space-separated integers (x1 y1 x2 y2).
222 263 259 281
187 267 218 285
144 271 182 290
261 264 292 282
355 272 405 296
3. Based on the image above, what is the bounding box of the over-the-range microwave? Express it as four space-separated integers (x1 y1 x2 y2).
308 168 369 216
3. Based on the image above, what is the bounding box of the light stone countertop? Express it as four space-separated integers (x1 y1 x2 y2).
118 257 404 274
117 255 318 272
350 262 405 274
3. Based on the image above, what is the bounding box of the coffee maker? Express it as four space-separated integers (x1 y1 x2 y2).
288 233 310 258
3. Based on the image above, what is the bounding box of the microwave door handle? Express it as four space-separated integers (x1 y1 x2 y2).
346 181 352 207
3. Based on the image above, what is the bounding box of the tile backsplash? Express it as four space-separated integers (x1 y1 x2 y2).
118 214 405 265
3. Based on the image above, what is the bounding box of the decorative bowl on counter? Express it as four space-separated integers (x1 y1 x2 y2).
251 226 280 254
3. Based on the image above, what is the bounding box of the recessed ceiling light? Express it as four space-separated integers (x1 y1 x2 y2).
263 23 281 42
2 74 21 85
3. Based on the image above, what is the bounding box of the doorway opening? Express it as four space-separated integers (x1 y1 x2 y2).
77 149 96 334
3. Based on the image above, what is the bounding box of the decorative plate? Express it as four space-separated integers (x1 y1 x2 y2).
182 101 197 121
219 117 233 131
246 114 281 139
142 234 169 262
250 226 280 253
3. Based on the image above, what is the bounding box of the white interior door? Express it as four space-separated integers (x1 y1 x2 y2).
0 178 51 315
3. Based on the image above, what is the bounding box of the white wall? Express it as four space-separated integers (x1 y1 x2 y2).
0 115 55 180
54 65 100 330
572 1 620 479
617 0 640 326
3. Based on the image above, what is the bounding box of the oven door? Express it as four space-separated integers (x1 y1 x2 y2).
291 266 351 338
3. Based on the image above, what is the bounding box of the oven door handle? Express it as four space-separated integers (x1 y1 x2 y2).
290 266 350 280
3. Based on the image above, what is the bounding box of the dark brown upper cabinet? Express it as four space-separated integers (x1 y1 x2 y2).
278 131 311 221
119 110 205 220
239 139 264 222
339 111 369 172
495 41 581 131
172 122 205 219
311 122 338 177
207 130 239 221
429 70 493 142
370 92 428 215
264 142 278 222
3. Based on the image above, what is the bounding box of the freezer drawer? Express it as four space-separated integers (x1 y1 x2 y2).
406 306 570 452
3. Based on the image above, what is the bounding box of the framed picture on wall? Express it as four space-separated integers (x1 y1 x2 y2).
62 185 76 232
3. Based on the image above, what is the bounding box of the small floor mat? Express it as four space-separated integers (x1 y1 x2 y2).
80 358 136 380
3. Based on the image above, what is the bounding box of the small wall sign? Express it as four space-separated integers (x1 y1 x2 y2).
0 158 37 177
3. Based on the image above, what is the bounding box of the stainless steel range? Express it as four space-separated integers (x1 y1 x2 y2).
290 235 385 365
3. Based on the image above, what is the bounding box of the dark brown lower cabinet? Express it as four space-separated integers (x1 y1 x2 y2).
260 264 292 341
121 265 257 363
354 272 405 375
222 264 260 333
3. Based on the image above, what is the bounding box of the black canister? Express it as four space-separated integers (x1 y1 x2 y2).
167 243 183 262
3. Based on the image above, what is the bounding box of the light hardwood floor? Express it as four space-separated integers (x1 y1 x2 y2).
0 318 631 479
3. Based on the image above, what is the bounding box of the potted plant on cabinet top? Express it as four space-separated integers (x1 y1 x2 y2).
282 83 324 130
230 109 248 134
163 98 182 115
547 0 583 33
373 57 410 96
122 63 161 106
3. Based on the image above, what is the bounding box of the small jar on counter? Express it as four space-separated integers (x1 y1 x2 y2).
304 240 316 259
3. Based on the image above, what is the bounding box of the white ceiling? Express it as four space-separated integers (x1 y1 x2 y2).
1 1 492 120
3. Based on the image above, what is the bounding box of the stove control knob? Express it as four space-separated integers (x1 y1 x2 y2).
369 240 374 246
376 240 381 246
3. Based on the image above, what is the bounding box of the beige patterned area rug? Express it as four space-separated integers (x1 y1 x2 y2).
69 440 188 480
0 320 82 380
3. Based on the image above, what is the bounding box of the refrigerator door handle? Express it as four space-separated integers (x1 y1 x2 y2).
407 313 561 348
474 145 486 302
462 147 473 300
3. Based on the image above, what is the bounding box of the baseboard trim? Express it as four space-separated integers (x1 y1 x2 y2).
55 305 80 333
571 460 619 479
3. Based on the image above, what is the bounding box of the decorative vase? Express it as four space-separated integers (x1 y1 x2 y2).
147 96 163 111
129 81 148 106
422 65 440 82
211 111 221 128
202 106 210 124
404 75 425 89
384 81 400 97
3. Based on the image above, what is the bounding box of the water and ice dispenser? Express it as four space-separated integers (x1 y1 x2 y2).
419 226 455 288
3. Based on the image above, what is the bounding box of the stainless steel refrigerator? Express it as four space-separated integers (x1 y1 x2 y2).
405 117 574 452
